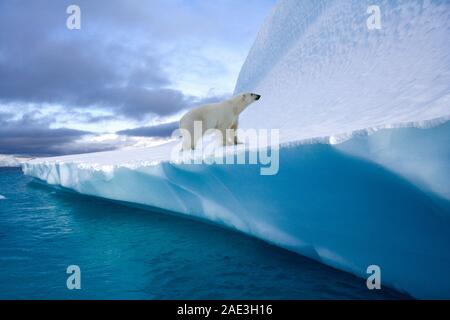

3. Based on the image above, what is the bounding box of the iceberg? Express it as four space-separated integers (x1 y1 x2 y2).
23 0 450 298
0 155 22 167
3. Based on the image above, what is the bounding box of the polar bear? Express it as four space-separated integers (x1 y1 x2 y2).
179 93 261 150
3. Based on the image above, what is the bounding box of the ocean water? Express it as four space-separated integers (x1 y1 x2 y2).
0 168 408 299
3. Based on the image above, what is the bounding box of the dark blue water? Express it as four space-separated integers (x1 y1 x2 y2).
0 168 408 299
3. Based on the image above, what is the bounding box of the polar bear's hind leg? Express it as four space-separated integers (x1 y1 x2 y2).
181 127 198 151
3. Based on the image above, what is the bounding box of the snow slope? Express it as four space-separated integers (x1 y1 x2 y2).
23 0 450 298
235 0 450 139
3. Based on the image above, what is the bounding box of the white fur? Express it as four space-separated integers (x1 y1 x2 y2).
179 93 260 150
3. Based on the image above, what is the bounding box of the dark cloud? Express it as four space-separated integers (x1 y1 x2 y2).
118 121 178 138
79 88 190 119
0 112 111 156
0 1 187 119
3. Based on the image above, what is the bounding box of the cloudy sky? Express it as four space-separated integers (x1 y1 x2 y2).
0 0 275 156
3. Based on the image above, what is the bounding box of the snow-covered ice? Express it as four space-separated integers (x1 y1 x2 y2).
0 195 6 200
0 155 22 167
23 0 450 298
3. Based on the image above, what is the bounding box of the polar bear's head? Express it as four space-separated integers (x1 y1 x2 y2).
241 92 261 104
232 93 261 115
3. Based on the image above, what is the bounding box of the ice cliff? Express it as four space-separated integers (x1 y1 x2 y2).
23 0 450 298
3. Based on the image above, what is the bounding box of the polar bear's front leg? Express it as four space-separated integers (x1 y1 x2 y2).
230 121 242 145
221 128 234 146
